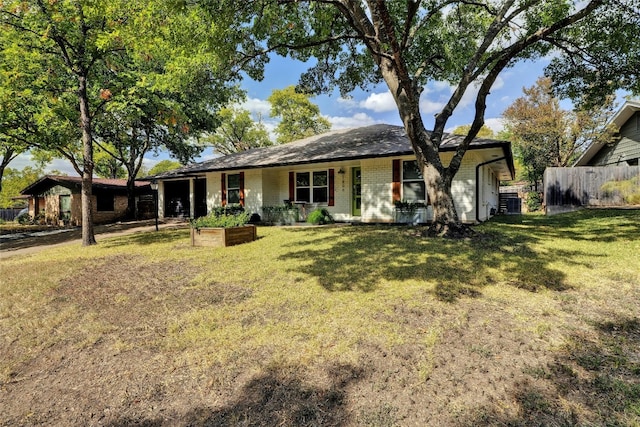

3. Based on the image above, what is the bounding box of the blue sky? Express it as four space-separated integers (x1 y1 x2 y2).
15 54 551 175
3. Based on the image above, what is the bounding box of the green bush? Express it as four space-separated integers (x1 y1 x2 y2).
190 210 251 229
16 212 32 225
600 176 640 204
210 204 245 217
393 200 425 213
307 208 334 225
526 191 542 212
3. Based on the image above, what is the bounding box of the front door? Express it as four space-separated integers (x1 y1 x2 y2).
352 167 361 216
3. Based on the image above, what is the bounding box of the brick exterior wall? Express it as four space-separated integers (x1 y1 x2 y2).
361 158 395 222
39 193 129 226
191 150 503 224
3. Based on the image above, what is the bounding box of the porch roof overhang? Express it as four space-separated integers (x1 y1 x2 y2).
154 124 515 181
20 175 152 196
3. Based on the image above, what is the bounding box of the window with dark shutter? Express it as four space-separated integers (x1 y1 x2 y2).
402 160 426 203
293 170 329 204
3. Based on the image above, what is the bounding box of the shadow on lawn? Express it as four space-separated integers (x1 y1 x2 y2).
100 228 188 248
278 209 640 300
278 224 582 301
462 315 640 426
492 209 640 243
107 364 361 427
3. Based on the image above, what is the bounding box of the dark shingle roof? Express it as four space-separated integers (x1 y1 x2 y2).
157 124 511 178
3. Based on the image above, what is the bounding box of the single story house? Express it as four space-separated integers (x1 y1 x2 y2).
20 175 153 226
574 100 640 166
153 124 514 224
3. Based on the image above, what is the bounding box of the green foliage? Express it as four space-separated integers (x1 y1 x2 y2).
210 204 246 217
0 166 42 208
1 0 242 230
503 77 617 187
393 200 425 213
600 176 640 205
546 1 640 107
205 106 272 154
16 212 32 225
268 86 331 143
148 160 182 176
194 0 637 230
261 205 299 225
526 191 542 212
190 209 250 229
94 145 126 179
306 208 334 225
452 124 494 138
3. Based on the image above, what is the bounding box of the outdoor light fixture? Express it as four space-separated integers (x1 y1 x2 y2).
337 168 346 190
150 179 159 231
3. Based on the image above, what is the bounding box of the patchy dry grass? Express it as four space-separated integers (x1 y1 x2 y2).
1 209 639 426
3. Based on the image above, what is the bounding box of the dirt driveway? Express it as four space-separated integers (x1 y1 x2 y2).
0 220 188 258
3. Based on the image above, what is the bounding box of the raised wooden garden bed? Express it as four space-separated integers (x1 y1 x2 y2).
190 225 257 247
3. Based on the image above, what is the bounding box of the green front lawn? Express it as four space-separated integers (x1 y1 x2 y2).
1 209 639 426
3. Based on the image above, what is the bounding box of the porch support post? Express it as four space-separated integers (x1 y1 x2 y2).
189 178 195 219
157 181 164 219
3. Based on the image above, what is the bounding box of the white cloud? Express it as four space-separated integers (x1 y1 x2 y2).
419 97 446 114
46 158 77 175
359 91 396 113
484 117 505 134
327 112 377 129
425 80 455 95
11 152 77 176
457 75 506 109
337 97 358 108
241 97 271 116
9 152 33 172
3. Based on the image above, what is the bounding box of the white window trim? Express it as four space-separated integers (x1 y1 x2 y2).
295 170 329 204
227 173 241 204
402 160 427 204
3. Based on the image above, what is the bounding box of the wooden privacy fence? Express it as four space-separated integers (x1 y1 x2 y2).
0 208 25 221
544 166 640 214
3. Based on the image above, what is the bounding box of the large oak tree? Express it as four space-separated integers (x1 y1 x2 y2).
200 0 639 235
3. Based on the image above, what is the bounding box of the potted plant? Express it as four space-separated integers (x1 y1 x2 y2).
190 207 256 247
261 205 300 225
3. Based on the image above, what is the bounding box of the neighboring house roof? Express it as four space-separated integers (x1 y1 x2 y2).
574 100 640 166
156 124 515 179
20 175 151 196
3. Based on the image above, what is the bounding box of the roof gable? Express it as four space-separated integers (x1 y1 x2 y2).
574 100 640 166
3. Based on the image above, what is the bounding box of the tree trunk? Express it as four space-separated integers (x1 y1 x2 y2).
79 75 97 246
402 119 468 236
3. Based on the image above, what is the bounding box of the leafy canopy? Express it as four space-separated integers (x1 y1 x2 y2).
205 107 272 155
503 77 617 186
148 160 182 176
268 86 331 143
